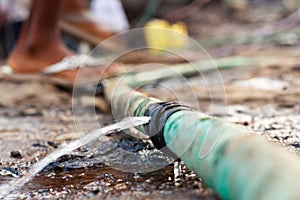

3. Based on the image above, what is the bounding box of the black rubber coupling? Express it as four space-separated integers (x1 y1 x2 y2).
144 102 191 157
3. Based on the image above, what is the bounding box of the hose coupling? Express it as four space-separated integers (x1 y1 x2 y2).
144 102 191 158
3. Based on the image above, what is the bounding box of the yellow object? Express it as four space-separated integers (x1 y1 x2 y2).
144 19 188 53
170 22 188 49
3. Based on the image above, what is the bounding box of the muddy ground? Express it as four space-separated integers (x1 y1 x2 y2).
1 1 300 200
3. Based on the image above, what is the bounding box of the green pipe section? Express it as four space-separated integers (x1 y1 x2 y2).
105 83 300 200
105 82 161 133
164 111 300 200
122 56 257 88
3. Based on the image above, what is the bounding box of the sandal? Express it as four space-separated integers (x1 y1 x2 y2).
0 54 122 90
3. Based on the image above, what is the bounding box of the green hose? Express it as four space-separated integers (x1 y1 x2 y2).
133 0 162 28
105 82 300 200
164 111 300 199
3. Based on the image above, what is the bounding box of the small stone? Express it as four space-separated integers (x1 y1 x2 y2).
0 167 19 177
79 173 85 177
20 107 41 116
47 141 58 148
47 172 56 178
133 172 141 179
290 143 300 148
38 189 49 193
292 65 300 71
32 143 47 148
115 183 127 190
62 174 73 180
116 178 123 183
10 151 22 159
145 178 152 183
91 189 100 195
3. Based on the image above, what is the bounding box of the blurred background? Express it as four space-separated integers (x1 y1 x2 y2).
1 0 300 59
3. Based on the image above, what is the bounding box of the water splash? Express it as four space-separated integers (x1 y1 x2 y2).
0 117 150 199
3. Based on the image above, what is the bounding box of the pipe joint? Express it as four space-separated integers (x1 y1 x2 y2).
144 102 191 157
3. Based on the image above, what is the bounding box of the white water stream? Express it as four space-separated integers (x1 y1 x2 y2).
0 117 150 199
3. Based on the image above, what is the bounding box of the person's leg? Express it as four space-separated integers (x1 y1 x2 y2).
59 0 115 46
7 0 121 83
60 0 89 14
7 0 73 74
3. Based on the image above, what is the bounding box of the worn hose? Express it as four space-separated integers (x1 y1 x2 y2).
105 82 300 200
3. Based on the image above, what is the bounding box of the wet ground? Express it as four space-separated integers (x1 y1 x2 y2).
0 46 299 199
1 1 300 199
0 81 218 199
